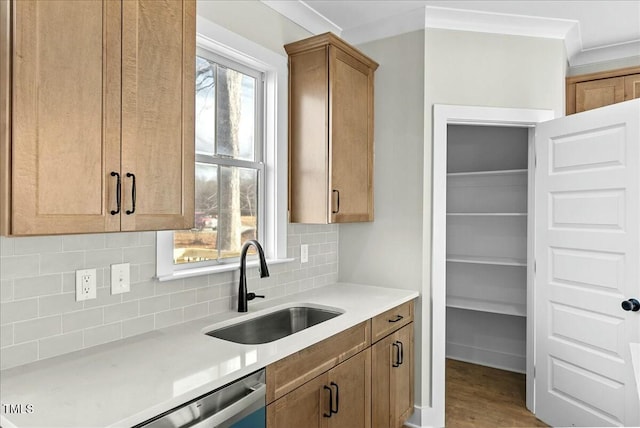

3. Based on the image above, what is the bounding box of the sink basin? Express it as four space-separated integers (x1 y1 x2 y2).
206 306 342 344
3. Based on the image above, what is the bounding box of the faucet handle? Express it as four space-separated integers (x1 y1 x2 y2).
247 292 265 301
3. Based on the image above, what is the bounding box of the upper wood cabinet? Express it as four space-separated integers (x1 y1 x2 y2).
285 33 378 224
0 0 195 236
566 66 640 115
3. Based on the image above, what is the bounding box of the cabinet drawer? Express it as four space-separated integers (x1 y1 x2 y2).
371 301 414 343
266 320 370 403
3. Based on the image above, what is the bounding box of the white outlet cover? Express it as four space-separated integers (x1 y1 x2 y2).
111 263 130 295
76 269 97 301
301 244 309 263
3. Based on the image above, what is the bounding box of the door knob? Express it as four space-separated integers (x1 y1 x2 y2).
621 298 640 312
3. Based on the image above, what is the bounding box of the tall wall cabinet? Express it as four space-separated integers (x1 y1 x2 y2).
445 125 529 372
285 33 378 224
0 0 195 236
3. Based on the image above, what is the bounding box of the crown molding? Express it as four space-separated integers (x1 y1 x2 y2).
262 1 639 67
261 0 342 36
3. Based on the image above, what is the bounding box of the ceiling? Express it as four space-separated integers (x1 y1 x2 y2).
262 1 640 67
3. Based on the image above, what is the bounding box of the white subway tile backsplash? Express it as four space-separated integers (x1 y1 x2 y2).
85 248 124 268
0 255 40 280
170 290 197 309
83 323 121 348
0 223 339 370
62 308 103 333
155 308 183 329
1 341 38 370
1 279 13 302
184 302 208 321
14 236 63 255
40 251 85 274
1 298 38 324
122 315 154 338
105 232 140 249
139 295 171 316
38 293 83 317
83 287 122 309
122 246 155 265
62 234 106 251
14 315 61 344
14 274 62 299
1 324 13 348
104 301 138 324
39 331 83 359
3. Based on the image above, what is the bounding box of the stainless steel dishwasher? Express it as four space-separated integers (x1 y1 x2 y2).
135 368 266 428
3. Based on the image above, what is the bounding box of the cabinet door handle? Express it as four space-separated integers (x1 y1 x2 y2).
330 382 339 414
392 342 401 367
125 172 136 215
388 314 403 323
332 189 340 214
110 172 121 215
323 385 333 418
397 340 404 365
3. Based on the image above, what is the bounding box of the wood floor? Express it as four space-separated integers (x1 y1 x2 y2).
446 359 548 428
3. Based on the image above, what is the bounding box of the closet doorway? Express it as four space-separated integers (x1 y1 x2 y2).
430 105 554 427
431 101 640 428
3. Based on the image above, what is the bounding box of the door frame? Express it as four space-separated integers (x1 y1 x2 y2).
431 105 554 424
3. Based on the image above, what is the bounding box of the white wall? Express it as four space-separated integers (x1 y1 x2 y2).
340 29 426 402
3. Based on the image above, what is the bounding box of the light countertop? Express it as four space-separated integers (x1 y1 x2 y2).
0 283 418 428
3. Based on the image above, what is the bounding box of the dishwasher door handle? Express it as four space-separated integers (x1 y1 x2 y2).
190 383 266 428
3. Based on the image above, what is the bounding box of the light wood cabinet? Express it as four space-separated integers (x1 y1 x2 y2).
267 349 371 428
0 0 195 236
566 66 640 115
285 33 378 224
372 323 414 428
266 301 415 428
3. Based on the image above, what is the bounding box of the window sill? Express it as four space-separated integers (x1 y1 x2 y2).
155 258 295 282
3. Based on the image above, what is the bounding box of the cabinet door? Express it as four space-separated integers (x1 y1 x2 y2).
328 348 371 428
624 73 640 100
9 0 121 235
121 0 195 231
372 323 414 428
267 373 330 428
575 76 625 113
329 46 374 223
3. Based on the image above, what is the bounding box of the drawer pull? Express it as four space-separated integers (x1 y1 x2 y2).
392 340 404 367
110 172 121 215
323 385 333 417
388 314 404 323
125 172 136 215
330 382 339 415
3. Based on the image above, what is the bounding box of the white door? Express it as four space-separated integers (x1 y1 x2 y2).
535 99 640 427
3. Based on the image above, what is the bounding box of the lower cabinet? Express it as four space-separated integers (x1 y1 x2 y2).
266 301 415 428
372 323 414 428
267 349 371 427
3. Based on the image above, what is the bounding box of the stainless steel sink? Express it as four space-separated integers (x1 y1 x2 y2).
206 306 342 344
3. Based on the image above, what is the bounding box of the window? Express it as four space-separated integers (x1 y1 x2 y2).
173 51 265 265
157 25 289 280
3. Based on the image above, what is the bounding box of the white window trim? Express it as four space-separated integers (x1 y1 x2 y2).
156 17 291 281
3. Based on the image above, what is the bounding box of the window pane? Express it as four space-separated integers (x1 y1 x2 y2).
174 163 218 264
195 56 215 156
216 66 256 161
173 165 258 264
218 166 258 259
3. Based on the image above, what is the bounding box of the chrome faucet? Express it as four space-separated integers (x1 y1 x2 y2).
238 240 270 312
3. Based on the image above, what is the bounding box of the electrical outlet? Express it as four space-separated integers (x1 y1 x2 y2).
75 269 97 301
301 244 309 263
111 263 130 295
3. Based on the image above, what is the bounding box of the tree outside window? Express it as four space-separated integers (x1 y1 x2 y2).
174 53 263 264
